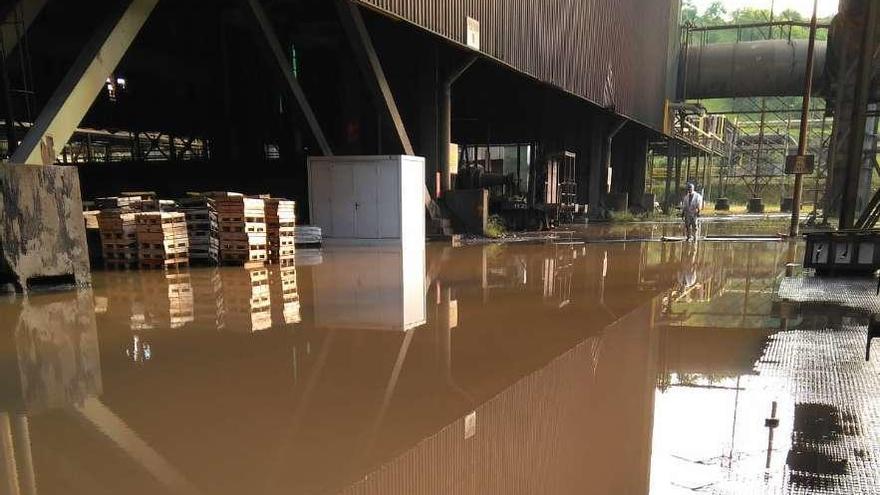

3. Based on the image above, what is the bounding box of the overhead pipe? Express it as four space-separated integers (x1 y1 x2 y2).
789 0 820 237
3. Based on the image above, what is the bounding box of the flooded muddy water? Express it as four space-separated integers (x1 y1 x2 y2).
0 235 814 494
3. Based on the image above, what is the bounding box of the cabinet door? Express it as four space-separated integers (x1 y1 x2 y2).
331 165 355 237
310 165 333 236
377 163 401 238
354 165 380 238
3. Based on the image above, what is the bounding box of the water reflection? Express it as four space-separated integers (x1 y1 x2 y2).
0 237 803 494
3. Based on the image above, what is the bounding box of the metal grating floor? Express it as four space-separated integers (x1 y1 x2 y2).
752 276 880 494
778 277 880 315
759 323 880 494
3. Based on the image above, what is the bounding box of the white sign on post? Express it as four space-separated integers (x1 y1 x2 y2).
466 17 480 50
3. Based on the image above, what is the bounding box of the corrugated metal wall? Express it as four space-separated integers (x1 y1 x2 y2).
357 0 675 129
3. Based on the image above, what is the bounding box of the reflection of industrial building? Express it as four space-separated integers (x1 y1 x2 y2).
1 240 800 494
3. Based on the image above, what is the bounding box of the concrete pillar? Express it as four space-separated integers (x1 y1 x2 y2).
588 116 607 216
0 164 91 292
629 133 649 208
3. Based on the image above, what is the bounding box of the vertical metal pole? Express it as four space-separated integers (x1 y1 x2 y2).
755 98 768 198
790 0 819 237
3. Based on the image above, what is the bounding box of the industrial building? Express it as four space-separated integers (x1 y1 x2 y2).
2 0 880 493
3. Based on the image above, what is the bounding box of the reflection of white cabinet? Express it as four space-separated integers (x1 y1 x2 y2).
308 155 425 242
312 245 426 331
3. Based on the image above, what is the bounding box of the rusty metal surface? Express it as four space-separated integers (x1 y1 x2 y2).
357 0 677 129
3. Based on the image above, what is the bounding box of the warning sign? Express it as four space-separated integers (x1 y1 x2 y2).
785 155 815 175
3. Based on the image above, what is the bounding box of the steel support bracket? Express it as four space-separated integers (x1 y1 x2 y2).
10 0 159 165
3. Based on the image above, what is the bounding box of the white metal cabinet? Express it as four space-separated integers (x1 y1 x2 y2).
308 155 424 242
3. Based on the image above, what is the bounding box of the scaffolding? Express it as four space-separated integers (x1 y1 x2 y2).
678 19 834 209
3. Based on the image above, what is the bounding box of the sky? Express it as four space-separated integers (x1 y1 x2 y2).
689 0 839 18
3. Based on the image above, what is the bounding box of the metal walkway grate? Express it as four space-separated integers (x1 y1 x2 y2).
778 277 880 315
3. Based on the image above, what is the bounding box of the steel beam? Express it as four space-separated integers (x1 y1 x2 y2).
246 0 332 156
10 0 158 165
0 0 48 55
336 0 412 156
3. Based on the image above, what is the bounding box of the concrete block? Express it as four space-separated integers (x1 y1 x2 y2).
747 197 765 213
444 189 488 235
0 164 91 292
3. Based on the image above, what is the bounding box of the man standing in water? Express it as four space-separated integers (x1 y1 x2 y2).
681 183 703 241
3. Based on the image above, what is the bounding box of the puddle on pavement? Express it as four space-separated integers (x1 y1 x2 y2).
0 235 827 494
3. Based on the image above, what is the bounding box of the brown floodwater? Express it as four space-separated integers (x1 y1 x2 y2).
0 232 803 494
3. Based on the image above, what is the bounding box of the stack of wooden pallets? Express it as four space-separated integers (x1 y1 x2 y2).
98 213 138 269
265 199 296 264
213 194 268 265
97 197 142 269
135 212 190 270
177 195 219 264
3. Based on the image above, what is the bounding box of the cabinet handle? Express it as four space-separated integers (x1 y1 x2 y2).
355 202 360 210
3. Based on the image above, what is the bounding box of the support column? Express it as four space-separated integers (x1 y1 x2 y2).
826 0 879 226
11 0 160 165
0 165 90 292
588 116 606 216
438 56 476 196
417 45 440 196
629 132 649 209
